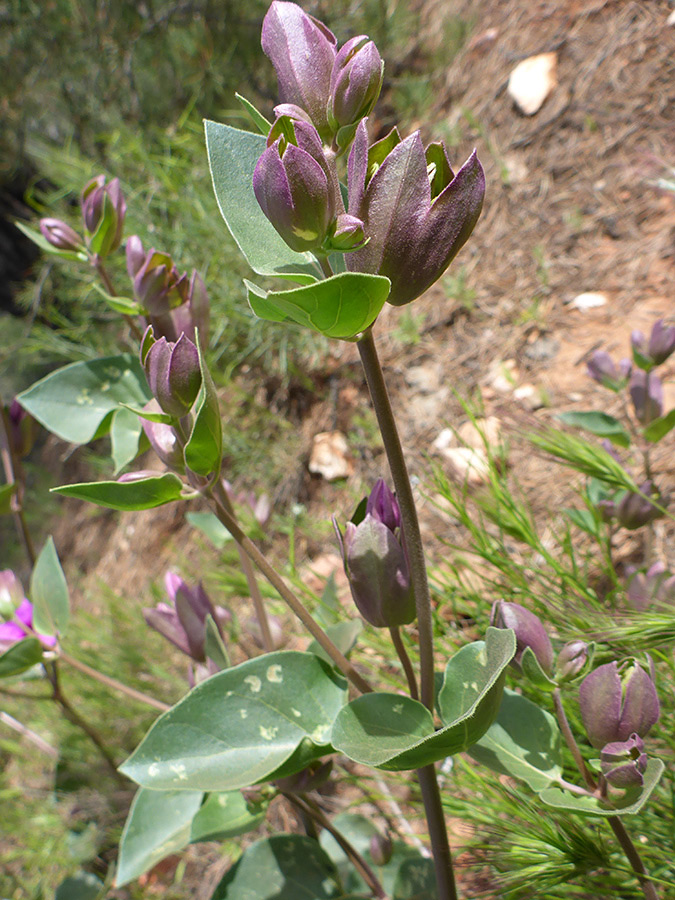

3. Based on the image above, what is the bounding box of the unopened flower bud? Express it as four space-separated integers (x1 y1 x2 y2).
629 370 663 425
39 218 84 253
141 327 201 418
616 481 663 530
490 600 554 675
324 213 366 253
556 640 588 682
6 399 37 458
81 175 126 257
586 351 630 391
579 658 660 749
328 35 383 146
126 236 189 316
600 733 648 787
369 832 393 867
625 562 675 611
631 320 675 369
143 572 224 664
141 402 184 473
335 482 415 628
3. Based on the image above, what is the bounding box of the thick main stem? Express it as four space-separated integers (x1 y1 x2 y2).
357 329 434 709
0 393 36 566
213 481 274 652
357 328 457 900
552 688 658 899
207 500 373 695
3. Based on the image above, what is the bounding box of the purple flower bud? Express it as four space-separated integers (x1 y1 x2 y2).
143 572 223 663
616 480 663 530
142 327 201 418
586 351 630 391
629 370 663 425
81 175 126 257
325 213 366 252
141 401 184 472
600 733 648 787
39 218 84 252
126 236 189 316
490 601 554 675
625 562 675 611
369 832 393 866
579 659 660 749
247 613 285 650
254 119 337 253
5 399 37 458
335 484 415 628
329 36 383 144
346 120 485 306
261 1 337 141
647 319 675 366
556 640 589 681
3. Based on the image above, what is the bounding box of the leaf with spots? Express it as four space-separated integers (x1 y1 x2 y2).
120 651 348 792
331 628 515 770
17 354 151 445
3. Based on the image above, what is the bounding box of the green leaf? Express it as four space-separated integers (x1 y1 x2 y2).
0 638 43 678
468 689 563 791
184 337 222 477
520 646 557 691
331 628 515 770
54 872 104 900
204 615 230 669
643 408 675 443
539 758 665 816
246 272 390 340
211 835 340 900
120 651 347 792
393 858 437 900
17 354 151 444
111 406 143 474
563 507 600 537
557 411 631 447
186 511 234 549
204 120 319 284
0 482 17 515
92 283 144 315
52 473 185 511
30 536 69 635
190 790 266 843
14 220 87 262
235 93 272 136
115 787 204 886
527 429 639 491
308 621 362 666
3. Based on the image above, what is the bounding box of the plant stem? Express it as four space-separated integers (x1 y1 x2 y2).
92 256 143 342
551 687 658 899
357 328 435 710
206 498 373 695
59 650 170 712
0 392 36 566
356 328 457 900
389 626 419 701
287 793 388 899
45 661 126 783
416 765 458 900
213 480 274 652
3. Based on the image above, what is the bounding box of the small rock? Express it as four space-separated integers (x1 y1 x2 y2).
508 52 557 116
571 292 607 310
514 384 543 410
457 416 503 450
524 336 559 362
432 428 455 452
308 431 353 481
489 358 519 393
668 9 675 26
441 447 490 487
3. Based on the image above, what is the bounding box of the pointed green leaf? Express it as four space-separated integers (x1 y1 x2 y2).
14 220 87 262
111 406 143 474
308 620 362 665
235 93 272 136
54 872 104 900
211 835 340 900
115 787 204 887
184 338 222 477
331 629 515 770
563 507 600 537
539 758 664 816
204 120 319 284
0 637 44 678
557 411 631 447
17 355 151 444
190 790 266 843
643 408 675 443
92 283 144 315
186 511 234 549
246 272 390 340
30 536 69 635
120 651 347 792
204 615 230 669
51 473 185 511
467 689 563 791
0 483 17 515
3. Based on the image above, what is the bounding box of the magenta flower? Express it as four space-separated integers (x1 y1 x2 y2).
0 597 56 651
